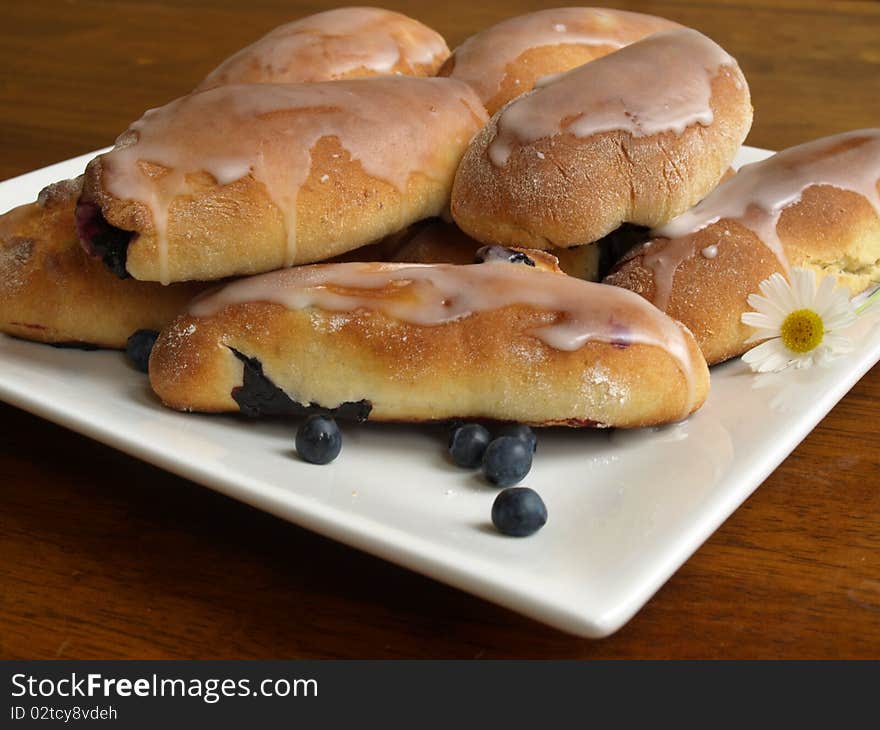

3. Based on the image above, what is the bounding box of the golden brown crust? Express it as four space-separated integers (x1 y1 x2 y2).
551 244 602 282
605 222 780 366
388 219 562 271
83 137 460 281
80 81 488 283
390 219 483 265
775 184 880 292
450 67 752 250
0 178 205 348
437 9 680 115
440 42 622 116
356 218 584 276
604 183 880 365
149 267 709 428
196 8 450 90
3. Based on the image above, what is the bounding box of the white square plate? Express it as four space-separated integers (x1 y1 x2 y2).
2 146 879 638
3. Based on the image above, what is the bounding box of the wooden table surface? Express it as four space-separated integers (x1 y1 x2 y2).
2 0 879 659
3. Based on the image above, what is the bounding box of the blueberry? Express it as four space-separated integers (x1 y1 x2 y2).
474 245 535 267
296 415 342 464
126 329 159 373
492 487 547 537
448 423 491 468
497 423 537 453
482 436 532 487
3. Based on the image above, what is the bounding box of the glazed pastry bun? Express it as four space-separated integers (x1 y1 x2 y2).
149 262 710 428
336 218 604 280
390 219 484 265
605 129 880 365
332 218 566 274
196 7 449 91
451 28 753 251
77 77 488 284
387 218 604 280
439 7 680 115
0 178 205 349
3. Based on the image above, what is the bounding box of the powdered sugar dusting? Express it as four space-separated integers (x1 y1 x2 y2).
582 364 629 407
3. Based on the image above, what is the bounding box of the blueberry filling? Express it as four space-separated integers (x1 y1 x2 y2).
607 319 633 350
230 349 372 421
75 202 134 279
474 245 536 267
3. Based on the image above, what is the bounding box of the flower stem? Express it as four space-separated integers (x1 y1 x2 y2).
855 286 880 315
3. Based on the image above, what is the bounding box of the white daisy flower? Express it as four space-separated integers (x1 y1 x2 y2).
740 268 858 373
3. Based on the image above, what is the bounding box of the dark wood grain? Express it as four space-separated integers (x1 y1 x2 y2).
1 0 879 659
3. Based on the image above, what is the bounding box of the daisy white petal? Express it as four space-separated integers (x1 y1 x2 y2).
813 349 832 368
743 339 791 373
791 267 817 306
744 328 780 344
820 290 858 330
741 339 775 366
746 292 788 322
815 348 843 368
811 273 838 317
819 347 850 364
740 311 774 329
822 332 854 354
756 273 788 308
759 273 797 312
763 353 795 373
819 282 856 314
822 309 857 332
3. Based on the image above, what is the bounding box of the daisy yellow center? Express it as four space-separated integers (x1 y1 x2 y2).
780 308 824 353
